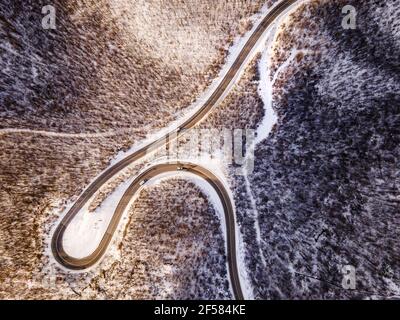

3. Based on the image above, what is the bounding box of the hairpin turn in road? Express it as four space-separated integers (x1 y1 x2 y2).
51 0 299 300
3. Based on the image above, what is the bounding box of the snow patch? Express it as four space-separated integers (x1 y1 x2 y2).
62 178 133 259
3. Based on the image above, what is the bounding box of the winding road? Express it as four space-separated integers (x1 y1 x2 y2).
51 0 299 300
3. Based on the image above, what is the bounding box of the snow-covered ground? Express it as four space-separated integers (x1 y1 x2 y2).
240 0 306 296
240 6 308 267
62 178 134 258
49 0 305 298
104 0 304 168
145 171 230 293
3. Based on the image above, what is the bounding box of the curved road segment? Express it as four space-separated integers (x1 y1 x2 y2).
53 163 243 299
51 0 298 300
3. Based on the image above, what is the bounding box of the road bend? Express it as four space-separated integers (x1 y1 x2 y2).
51 0 299 300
